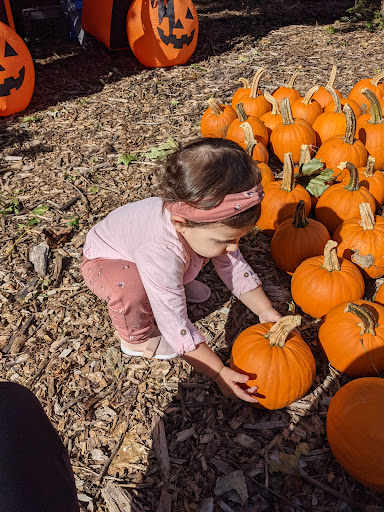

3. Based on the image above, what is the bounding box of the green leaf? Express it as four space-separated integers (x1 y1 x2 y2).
298 158 325 176
0 198 21 215
88 186 99 194
170 99 179 106
22 115 38 123
117 153 138 166
67 216 79 228
296 167 334 198
190 64 207 72
30 205 50 215
142 137 179 161
27 217 41 226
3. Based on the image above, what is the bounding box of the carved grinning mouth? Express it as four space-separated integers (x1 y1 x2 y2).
157 28 195 49
0 66 25 97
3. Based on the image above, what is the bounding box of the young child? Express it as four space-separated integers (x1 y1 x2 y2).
82 138 281 404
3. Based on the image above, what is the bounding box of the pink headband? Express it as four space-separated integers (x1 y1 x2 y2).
166 183 264 223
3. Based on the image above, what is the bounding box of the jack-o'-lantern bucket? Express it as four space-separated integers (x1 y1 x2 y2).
127 0 198 68
0 21 35 116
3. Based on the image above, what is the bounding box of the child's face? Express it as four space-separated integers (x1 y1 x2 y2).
172 218 252 258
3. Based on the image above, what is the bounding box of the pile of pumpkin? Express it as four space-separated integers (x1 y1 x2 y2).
201 66 384 494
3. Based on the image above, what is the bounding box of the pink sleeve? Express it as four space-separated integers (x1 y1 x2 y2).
134 243 206 355
212 249 262 298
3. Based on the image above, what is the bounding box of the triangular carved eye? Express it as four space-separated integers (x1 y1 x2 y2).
186 8 194 19
5 42 18 57
0 64 4 71
174 19 183 29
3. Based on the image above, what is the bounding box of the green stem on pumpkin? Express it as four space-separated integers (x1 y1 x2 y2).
301 86 319 105
287 66 302 88
344 303 377 336
281 97 295 125
281 153 295 192
370 71 384 86
264 91 281 115
344 162 360 192
250 68 265 99
238 77 250 89
321 240 341 272
264 315 302 347
235 103 248 122
292 200 309 228
342 104 356 145
241 122 258 156
359 202 376 231
326 65 337 88
325 85 342 113
207 98 224 116
361 88 384 125
363 156 376 178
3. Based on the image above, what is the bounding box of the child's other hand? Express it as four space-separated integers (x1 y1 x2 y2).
258 307 282 324
214 366 258 404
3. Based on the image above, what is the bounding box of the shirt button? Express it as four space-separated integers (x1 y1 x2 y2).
244 272 249 277
180 329 187 336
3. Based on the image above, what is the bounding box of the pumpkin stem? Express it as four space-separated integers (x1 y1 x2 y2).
264 315 302 347
325 85 342 113
363 155 376 178
370 71 384 86
301 86 319 105
281 153 295 192
344 302 377 336
207 98 224 116
250 68 264 99
281 97 295 125
235 102 248 123
238 77 250 89
359 202 376 231
292 200 309 228
344 162 360 192
342 104 356 145
287 66 302 88
321 240 341 272
298 145 311 166
241 122 259 156
361 88 384 125
264 91 281 115
326 65 337 88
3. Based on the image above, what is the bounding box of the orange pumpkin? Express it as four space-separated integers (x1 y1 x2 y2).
291 86 323 125
256 162 275 188
348 71 384 113
271 200 331 275
333 202 384 279
256 152 311 236
312 65 342 109
324 97 362 119
319 301 384 376
315 162 376 235
200 98 236 139
126 0 199 68
240 122 269 164
260 91 283 138
356 88 384 170
0 21 35 116
270 98 316 164
272 66 302 106
230 315 316 410
226 103 269 148
231 77 251 110
240 67 271 118
312 86 347 146
327 377 384 492
291 240 365 318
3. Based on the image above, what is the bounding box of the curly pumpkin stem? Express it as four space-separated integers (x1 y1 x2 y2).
281 97 295 125
321 240 341 272
361 88 384 125
326 64 337 88
241 122 259 155
363 156 376 178
344 162 360 192
264 91 281 115
264 315 302 347
344 302 377 336
301 86 319 105
281 153 295 192
359 202 376 231
287 66 302 88
342 104 357 145
292 200 309 228
235 102 248 122
238 77 250 89
250 68 264 99
325 85 342 113
370 71 384 86
207 98 224 116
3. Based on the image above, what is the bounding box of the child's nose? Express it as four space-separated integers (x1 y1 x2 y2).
226 242 239 252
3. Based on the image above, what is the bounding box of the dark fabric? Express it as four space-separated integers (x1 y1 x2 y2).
0 382 79 512
110 0 133 49
0 0 10 25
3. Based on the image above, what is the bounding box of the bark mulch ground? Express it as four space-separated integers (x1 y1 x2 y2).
1 1 384 510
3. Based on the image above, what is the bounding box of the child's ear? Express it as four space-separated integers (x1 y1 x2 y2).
170 215 188 233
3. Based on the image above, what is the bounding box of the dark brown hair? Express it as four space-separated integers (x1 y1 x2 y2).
156 138 262 229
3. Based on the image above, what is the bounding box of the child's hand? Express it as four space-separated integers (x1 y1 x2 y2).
258 307 282 324
214 366 258 404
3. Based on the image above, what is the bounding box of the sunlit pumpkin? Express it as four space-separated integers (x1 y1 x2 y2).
126 0 199 68
0 21 35 116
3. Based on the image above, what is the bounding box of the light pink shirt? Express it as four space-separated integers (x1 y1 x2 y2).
83 197 261 354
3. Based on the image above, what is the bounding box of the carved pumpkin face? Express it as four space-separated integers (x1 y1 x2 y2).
0 22 35 116
127 0 199 68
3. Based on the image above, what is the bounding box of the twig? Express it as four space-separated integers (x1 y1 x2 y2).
60 195 81 211
64 180 90 208
300 474 360 506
